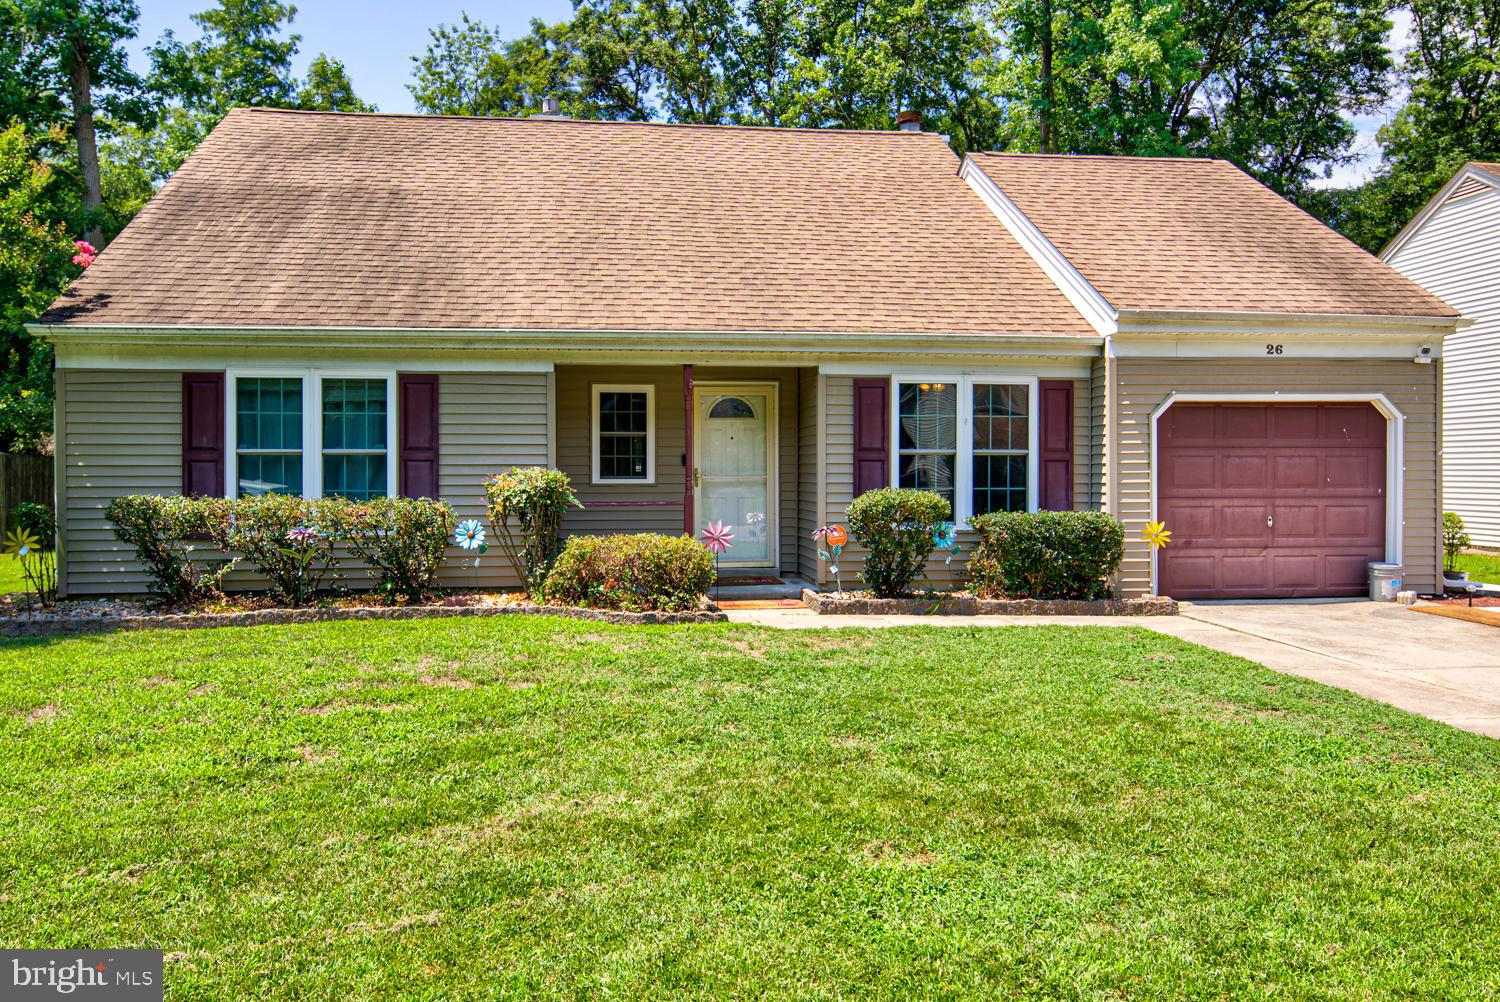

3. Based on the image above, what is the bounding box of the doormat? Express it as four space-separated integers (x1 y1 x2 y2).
1409 604 1500 628
715 599 804 610
717 576 784 586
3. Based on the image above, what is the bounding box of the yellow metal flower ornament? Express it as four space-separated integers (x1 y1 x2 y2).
4 528 39 558
1142 520 1172 550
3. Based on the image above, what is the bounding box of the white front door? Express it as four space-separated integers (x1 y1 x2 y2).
694 384 777 567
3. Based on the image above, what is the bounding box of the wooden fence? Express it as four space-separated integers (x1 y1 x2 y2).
0 454 55 540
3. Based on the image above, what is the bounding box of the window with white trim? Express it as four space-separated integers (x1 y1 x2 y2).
592 385 654 483
893 377 1037 521
228 371 396 499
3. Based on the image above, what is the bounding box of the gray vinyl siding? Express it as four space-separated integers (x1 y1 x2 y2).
57 369 182 595
435 372 551 591
1072 376 1094 510
1385 182 1500 546
1111 358 1443 596
553 364 803 574
797 367 821 580
1090 355 1108 510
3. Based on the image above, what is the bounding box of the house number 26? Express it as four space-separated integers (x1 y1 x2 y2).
1265 343 1284 355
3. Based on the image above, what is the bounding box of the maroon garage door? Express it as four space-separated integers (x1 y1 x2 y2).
1158 403 1386 599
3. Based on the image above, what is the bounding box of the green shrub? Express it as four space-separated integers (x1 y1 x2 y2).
106 495 233 603
342 497 456 603
968 510 1124 600
542 533 714 612
485 467 583 596
7 502 57 607
1443 512 1471 574
843 488 951 598
197 495 349 606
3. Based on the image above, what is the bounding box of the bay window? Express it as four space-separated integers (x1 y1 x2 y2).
228 371 396 499
893 376 1037 522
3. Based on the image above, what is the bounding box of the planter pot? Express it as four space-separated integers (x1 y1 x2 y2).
1444 571 1471 586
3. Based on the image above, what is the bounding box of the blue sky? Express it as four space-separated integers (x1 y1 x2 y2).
128 0 1407 185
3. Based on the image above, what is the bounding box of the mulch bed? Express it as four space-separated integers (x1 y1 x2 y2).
0 591 725 639
802 589 1177 617
1410 603 1500 628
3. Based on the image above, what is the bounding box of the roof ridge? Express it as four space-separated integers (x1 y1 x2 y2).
970 151 1224 165
230 105 947 138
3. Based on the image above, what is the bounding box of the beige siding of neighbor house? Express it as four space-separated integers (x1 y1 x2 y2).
55 368 552 596
821 373 1094 590
553 364 803 574
1110 357 1443 596
1384 182 1500 547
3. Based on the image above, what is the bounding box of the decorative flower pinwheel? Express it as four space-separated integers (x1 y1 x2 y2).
932 521 961 566
700 520 735 555
455 520 488 553
812 524 847 592
286 525 318 545
1142 520 1172 550
4 528 39 558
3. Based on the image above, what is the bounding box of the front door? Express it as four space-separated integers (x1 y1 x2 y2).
694 384 777 567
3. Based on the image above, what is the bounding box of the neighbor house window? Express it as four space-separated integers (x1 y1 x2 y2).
894 377 1036 522
593 385 655 483
235 376 304 496
321 378 389 500
228 371 395 499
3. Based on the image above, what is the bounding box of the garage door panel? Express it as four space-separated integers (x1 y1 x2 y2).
1159 403 1385 600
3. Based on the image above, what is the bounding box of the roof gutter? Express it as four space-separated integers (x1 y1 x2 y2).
1113 308 1467 337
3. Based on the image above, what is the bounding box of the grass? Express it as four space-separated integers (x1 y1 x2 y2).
0 555 31 595
1451 550 1500 583
2 618 1497 1000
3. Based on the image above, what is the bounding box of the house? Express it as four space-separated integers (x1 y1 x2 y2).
32 108 1461 600
1381 163 1500 549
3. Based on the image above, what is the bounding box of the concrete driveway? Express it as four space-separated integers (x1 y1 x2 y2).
1156 600 1500 738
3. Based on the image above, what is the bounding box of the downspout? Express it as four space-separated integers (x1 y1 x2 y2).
683 364 694 535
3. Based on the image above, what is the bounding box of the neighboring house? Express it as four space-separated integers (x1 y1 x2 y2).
1381 162 1500 549
32 108 1460 600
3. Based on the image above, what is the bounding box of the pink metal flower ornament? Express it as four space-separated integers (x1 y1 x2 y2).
700 520 735 556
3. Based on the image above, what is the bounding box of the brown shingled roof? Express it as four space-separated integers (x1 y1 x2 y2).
40 108 1093 335
968 153 1458 318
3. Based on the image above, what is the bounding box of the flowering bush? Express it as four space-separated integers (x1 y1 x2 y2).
542 533 714 612
484 467 583 596
967 510 1123 600
196 495 349 606
342 497 455 602
105 495 233 603
843 488 952 597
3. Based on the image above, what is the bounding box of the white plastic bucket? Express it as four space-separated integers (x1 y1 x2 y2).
1368 562 1403 602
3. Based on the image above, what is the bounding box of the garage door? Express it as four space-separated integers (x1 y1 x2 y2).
1158 403 1386 599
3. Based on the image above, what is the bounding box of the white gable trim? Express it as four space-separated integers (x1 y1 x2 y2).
958 156 1119 336
1381 163 1500 261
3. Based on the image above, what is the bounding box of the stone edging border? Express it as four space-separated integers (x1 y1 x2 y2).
802 589 1176 617
0 602 726 639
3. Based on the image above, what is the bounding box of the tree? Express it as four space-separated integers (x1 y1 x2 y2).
0 123 78 452
1335 0 1500 250
989 0 1393 197
297 53 375 112
148 0 302 116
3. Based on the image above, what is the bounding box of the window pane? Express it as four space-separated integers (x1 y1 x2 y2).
599 392 648 434
973 453 1028 515
238 453 301 496
708 396 756 419
899 452 955 509
237 378 302 451
973 383 1029 452
898 383 956 451
322 378 387 451
599 433 648 479
324 454 388 501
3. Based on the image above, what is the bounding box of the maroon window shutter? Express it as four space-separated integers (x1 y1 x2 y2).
182 372 225 497
1038 379 1074 510
399 374 440 499
853 378 890 498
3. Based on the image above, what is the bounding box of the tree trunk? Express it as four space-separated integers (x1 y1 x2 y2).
1039 0 1053 153
68 35 104 248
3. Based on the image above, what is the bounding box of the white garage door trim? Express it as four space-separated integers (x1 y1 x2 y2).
1148 392 1405 597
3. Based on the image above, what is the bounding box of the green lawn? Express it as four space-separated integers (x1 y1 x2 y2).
1452 550 1500 583
0 555 31 595
2 618 1497 1000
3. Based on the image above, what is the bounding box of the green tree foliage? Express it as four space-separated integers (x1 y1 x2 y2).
297 53 375 112
0 123 77 451
148 0 302 114
1333 0 1500 250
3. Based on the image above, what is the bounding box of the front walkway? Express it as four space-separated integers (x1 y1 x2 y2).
723 599 1500 738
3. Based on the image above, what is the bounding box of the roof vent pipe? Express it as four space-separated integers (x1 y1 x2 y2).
896 110 922 132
